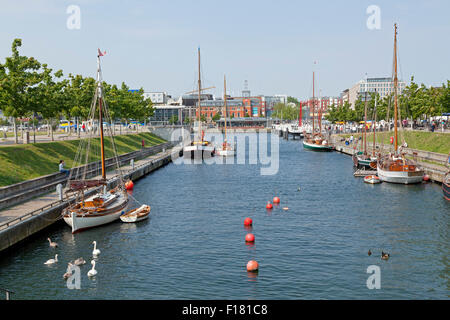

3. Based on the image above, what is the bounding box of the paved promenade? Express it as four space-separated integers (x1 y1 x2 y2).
0 146 178 229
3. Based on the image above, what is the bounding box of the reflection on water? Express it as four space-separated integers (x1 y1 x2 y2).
0 133 448 299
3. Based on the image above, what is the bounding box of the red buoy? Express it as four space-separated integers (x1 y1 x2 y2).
266 202 273 210
125 180 134 190
273 196 280 204
246 260 259 272
245 233 255 243
244 217 253 227
423 174 430 181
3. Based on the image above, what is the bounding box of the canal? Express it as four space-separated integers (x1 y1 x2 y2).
0 133 448 299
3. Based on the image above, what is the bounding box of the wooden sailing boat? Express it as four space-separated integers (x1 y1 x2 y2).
443 153 450 200
216 75 236 157
63 50 129 233
183 47 215 159
377 24 424 184
353 90 377 168
303 71 333 151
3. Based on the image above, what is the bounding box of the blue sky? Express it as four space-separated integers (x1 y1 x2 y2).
0 0 449 100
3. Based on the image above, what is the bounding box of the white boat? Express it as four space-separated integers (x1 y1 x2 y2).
377 155 423 184
376 24 424 185
120 205 151 223
183 142 215 159
62 50 129 233
183 47 215 160
215 75 236 158
364 175 381 184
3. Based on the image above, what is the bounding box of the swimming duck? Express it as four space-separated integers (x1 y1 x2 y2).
368 249 372 256
381 251 390 260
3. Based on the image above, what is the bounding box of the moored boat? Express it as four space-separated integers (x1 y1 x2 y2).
364 175 381 184
120 205 151 223
376 24 424 185
443 153 450 200
215 75 236 157
63 50 129 233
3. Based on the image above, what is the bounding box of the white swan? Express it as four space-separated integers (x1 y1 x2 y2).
92 241 101 256
74 257 86 266
44 254 58 265
47 238 58 247
87 260 97 277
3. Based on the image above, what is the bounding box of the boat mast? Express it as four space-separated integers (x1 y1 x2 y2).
97 54 106 180
312 72 315 135
373 89 377 156
393 23 398 153
197 47 202 141
364 90 368 155
299 102 302 127
223 75 228 143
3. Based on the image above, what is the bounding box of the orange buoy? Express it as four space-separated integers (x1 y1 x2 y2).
273 196 280 204
423 174 430 181
246 260 259 272
244 217 253 227
245 233 255 243
125 180 134 190
266 202 273 210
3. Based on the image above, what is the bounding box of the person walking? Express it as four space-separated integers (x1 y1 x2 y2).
59 160 70 177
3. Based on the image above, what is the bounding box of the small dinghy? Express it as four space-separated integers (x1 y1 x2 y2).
120 205 150 223
364 175 381 184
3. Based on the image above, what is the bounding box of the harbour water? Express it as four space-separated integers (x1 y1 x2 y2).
0 133 448 299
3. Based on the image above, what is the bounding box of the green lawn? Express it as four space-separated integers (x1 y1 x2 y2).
339 131 450 155
0 132 166 186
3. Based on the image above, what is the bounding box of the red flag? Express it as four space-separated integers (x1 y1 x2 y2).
98 48 106 56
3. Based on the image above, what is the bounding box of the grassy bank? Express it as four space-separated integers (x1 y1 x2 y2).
339 131 450 155
0 132 166 186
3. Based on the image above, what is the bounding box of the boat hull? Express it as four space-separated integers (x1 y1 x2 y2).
443 174 450 200
302 140 333 151
63 192 129 233
364 175 381 184
216 149 235 157
377 166 424 184
183 145 215 159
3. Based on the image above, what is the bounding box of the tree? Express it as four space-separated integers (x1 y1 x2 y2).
0 39 44 143
37 65 66 141
212 112 221 122
169 115 178 125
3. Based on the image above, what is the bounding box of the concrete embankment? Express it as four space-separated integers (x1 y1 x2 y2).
0 145 182 254
331 136 447 183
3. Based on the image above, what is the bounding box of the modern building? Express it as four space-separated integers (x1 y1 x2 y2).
348 77 406 108
143 92 170 105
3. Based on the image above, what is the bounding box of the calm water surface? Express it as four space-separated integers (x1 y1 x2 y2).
0 133 448 299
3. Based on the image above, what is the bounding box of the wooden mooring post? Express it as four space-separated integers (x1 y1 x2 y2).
1 288 14 300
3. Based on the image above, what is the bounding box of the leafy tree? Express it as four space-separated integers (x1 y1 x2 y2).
0 39 44 143
169 115 178 124
212 112 221 121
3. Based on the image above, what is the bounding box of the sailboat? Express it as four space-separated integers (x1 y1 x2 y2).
216 75 236 157
443 153 450 200
353 91 377 168
303 71 333 151
377 24 424 184
183 47 215 159
62 50 129 233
